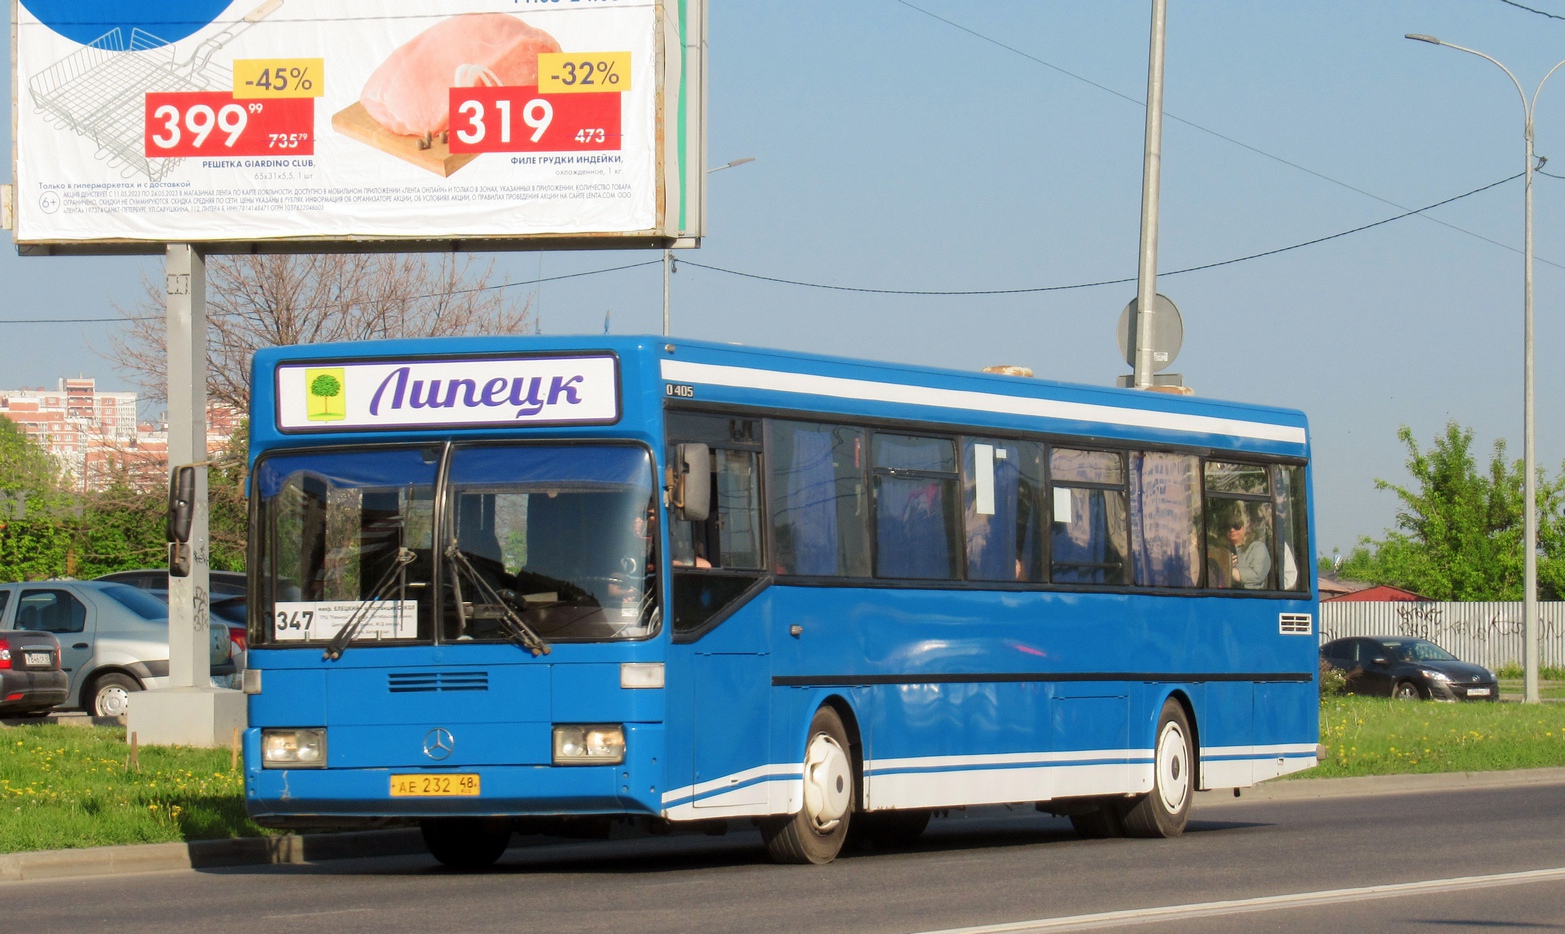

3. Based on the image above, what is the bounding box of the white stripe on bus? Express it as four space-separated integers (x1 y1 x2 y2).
660 360 1307 445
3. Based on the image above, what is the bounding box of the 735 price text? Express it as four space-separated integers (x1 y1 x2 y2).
144 91 314 158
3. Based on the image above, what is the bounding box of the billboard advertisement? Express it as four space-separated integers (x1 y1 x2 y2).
11 0 705 251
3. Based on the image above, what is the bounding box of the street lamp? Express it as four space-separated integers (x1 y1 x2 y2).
663 157 756 336
1407 34 1565 704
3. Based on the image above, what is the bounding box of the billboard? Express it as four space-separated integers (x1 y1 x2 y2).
11 0 706 252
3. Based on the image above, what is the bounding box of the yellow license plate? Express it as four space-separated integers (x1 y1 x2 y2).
390 774 480 797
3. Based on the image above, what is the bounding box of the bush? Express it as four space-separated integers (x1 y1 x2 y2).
1494 664 1565 680
1319 659 1350 697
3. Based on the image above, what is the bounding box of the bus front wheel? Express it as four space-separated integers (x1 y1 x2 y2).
761 706 854 864
1120 699 1193 838
421 817 512 870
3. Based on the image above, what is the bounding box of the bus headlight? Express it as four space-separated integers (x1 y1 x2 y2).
553 725 625 765
261 728 327 768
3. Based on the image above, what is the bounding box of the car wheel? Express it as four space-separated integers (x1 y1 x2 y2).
760 706 855 864
89 673 141 718
1119 698 1194 838
1393 681 1423 701
420 818 512 870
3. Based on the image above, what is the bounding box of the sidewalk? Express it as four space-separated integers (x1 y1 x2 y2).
5 766 1565 884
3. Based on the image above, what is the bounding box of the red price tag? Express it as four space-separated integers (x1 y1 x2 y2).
144 92 314 158
447 86 621 154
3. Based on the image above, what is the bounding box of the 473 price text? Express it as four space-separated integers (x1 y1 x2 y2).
144 92 314 158
447 87 621 154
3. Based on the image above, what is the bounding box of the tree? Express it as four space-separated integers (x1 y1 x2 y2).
0 415 74 581
108 253 533 411
1340 422 1565 600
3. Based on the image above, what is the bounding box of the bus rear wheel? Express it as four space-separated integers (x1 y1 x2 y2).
761 706 854 864
421 817 512 870
1120 699 1193 838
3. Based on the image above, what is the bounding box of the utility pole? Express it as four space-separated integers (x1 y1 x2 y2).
1132 0 1168 390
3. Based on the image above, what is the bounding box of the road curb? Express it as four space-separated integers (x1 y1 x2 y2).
8 767 1565 883
0 828 427 884
1199 765 1565 803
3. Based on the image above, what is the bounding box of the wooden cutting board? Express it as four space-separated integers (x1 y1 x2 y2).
331 101 478 177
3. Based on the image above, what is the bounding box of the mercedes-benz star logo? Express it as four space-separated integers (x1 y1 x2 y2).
422 728 455 761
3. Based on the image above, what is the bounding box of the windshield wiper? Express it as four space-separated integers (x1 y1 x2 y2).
444 543 551 657
323 548 417 661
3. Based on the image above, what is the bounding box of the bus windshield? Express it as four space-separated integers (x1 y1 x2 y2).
442 443 658 643
254 443 657 647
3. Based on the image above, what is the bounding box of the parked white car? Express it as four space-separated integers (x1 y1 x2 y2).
0 581 242 717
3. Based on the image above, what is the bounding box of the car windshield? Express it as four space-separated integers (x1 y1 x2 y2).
1381 639 1458 663
254 443 657 646
98 584 169 621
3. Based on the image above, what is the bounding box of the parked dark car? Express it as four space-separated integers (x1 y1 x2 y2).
95 569 247 598
0 607 68 717
1320 636 1499 701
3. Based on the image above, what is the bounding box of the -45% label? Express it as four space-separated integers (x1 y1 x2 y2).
144 92 314 157
446 87 620 154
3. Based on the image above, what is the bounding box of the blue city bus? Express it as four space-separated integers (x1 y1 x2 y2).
244 335 1319 866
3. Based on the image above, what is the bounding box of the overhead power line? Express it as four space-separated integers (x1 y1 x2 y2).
681 172 1526 297
1495 0 1565 22
0 174 1540 324
890 0 1543 263
0 260 661 325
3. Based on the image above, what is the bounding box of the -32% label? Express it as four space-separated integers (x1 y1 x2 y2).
144 92 314 157
446 86 620 154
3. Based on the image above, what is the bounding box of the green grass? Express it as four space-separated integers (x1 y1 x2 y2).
1308 695 1565 779
1498 679 1565 700
0 724 264 852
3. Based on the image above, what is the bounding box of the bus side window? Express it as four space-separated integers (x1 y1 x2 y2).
1129 452 1202 588
768 421 870 577
964 438 1045 583
1049 448 1129 585
1204 461 1276 590
872 433 961 580
1272 464 1309 592
670 448 764 570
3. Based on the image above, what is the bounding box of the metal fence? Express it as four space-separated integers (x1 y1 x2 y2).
1319 602 1565 671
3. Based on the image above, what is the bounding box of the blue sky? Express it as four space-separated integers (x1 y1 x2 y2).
5 0 1565 559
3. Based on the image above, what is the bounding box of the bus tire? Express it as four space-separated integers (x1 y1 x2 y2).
852 808 931 849
420 817 512 870
1120 699 1193 838
761 706 854 864
1069 802 1126 839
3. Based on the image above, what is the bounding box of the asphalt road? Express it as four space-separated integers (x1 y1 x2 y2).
10 784 1565 933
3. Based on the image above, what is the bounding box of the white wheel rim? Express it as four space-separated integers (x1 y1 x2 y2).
97 686 131 718
1155 719 1190 814
801 731 851 833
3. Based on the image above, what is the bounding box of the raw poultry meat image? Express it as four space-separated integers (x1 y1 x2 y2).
360 13 562 137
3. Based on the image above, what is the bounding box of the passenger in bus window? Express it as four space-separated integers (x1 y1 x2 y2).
1226 511 1273 589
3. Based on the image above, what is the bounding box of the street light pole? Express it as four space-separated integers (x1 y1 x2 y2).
1407 34 1565 704
663 157 755 336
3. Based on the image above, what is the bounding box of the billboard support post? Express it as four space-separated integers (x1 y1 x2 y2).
127 244 245 747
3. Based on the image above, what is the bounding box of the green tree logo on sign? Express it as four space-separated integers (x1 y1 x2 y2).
305 368 347 422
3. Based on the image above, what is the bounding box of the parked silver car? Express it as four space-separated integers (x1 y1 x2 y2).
0 581 241 717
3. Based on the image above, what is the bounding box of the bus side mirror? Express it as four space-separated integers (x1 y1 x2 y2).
167 465 196 578
674 443 711 522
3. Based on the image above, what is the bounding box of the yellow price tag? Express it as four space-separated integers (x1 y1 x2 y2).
233 58 323 99
537 52 631 94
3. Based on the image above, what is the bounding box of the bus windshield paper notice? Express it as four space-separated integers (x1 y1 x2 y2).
276 354 620 431
274 601 418 642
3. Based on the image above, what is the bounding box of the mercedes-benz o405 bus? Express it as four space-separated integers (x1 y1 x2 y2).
244 336 1319 866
